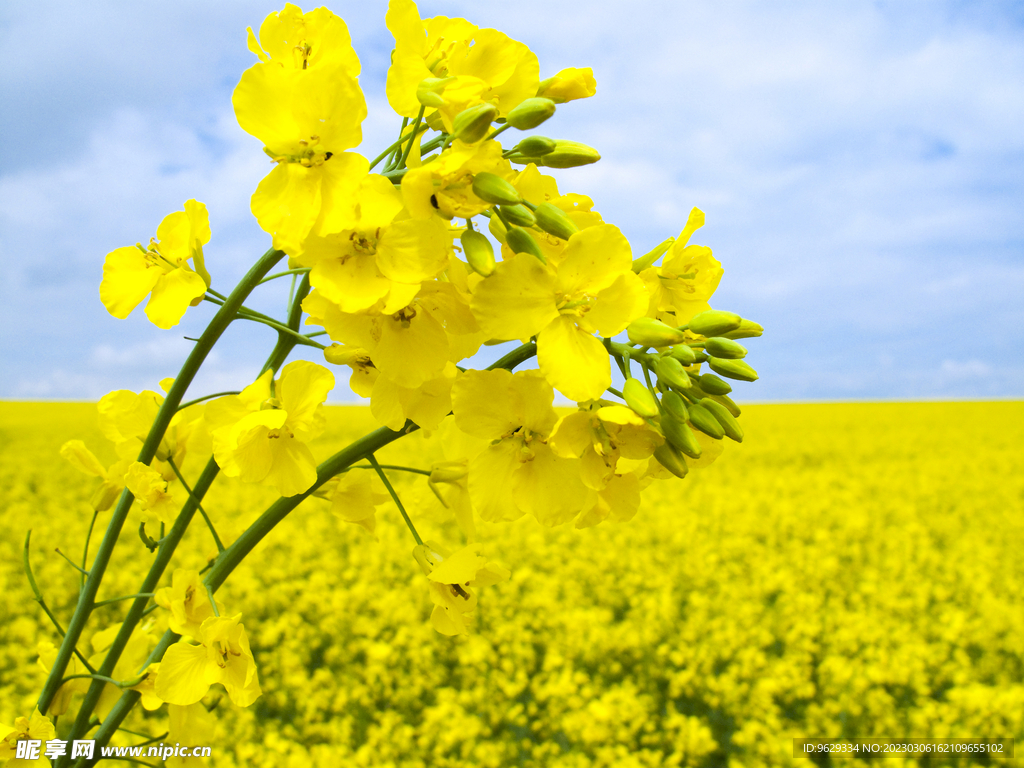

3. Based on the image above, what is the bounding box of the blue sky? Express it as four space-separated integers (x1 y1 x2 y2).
1 0 1021 402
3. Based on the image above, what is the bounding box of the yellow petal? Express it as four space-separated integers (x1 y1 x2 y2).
372 307 449 388
451 369 518 439
376 217 450 283
155 642 211 706
313 152 370 237
145 267 207 329
100 246 161 319
511 443 587 526
556 223 632 296
60 440 107 478
470 253 558 341
583 271 649 337
250 162 321 254
537 315 610 402
278 360 334 440
468 440 523 522
548 412 594 458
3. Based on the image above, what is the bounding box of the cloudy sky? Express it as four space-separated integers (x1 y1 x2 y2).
1 0 1021 402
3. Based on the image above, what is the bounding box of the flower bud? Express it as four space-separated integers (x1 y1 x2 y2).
709 393 741 418
506 97 557 129
701 398 743 442
461 229 496 277
653 443 689 478
631 237 674 273
654 356 691 390
627 317 686 347
720 319 764 339
488 213 508 244
622 378 659 418
535 140 601 168
687 310 742 337
516 135 557 156
687 402 724 440
472 172 522 206
505 226 546 264
704 337 747 359
499 203 537 227
667 344 697 365
660 390 689 423
707 357 759 382
452 102 499 143
536 67 597 103
661 413 703 458
416 77 452 108
533 202 579 240
697 373 732 395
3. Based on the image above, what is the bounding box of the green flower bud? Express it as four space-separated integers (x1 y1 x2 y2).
505 226 546 264
704 337 747 359
709 393 741 418
631 237 674 273
661 413 703 458
499 203 537 227
661 390 689 422
697 373 732 395
533 202 579 240
653 443 689 478
687 310 742 337
506 97 557 129
720 319 763 340
687 402 724 440
452 102 499 143
654 356 691 390
623 378 659 418
516 135 557 156
626 317 687 347
472 172 522 206
460 229 495 277
416 77 452 108
701 398 744 442
487 213 507 244
535 140 601 168
667 344 697 365
707 357 759 382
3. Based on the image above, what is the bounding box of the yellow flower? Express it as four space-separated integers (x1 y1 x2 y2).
537 66 597 103
246 4 360 76
100 200 211 329
36 641 90 716
294 174 450 313
155 569 224 638
450 369 587 525
88 623 156 722
315 471 388 536
205 361 335 497
414 542 510 635
233 54 367 253
59 440 130 511
471 224 649 401
0 709 55 767
639 208 723 324
385 0 538 126
124 461 180 527
401 140 512 220
156 614 261 708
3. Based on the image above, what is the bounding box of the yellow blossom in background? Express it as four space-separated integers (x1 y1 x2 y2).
59 440 130 511
99 200 211 329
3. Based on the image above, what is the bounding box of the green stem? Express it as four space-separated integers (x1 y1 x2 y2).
81 511 97 589
55 548 89 575
259 268 310 285
368 454 423 546
166 458 223 553
178 391 241 410
345 463 431 477
380 116 409 172
23 531 97 674
484 123 512 142
92 594 154 608
38 246 283 719
606 386 625 399
61 673 123 687
235 308 326 349
396 105 426 171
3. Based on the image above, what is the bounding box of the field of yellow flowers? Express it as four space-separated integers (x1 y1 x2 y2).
2 400 1023 767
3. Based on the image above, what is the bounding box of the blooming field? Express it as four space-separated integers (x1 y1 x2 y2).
2 400 1023 767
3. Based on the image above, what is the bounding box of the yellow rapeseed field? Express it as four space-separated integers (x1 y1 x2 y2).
2 401 1022 767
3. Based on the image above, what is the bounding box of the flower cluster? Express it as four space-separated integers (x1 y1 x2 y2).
31 1 766 761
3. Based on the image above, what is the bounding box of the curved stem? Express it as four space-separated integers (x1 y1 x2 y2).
178 391 241 411
167 458 223 553
368 454 423 545
258 268 310 285
80 511 97 589
37 246 283 717
396 105 426 171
